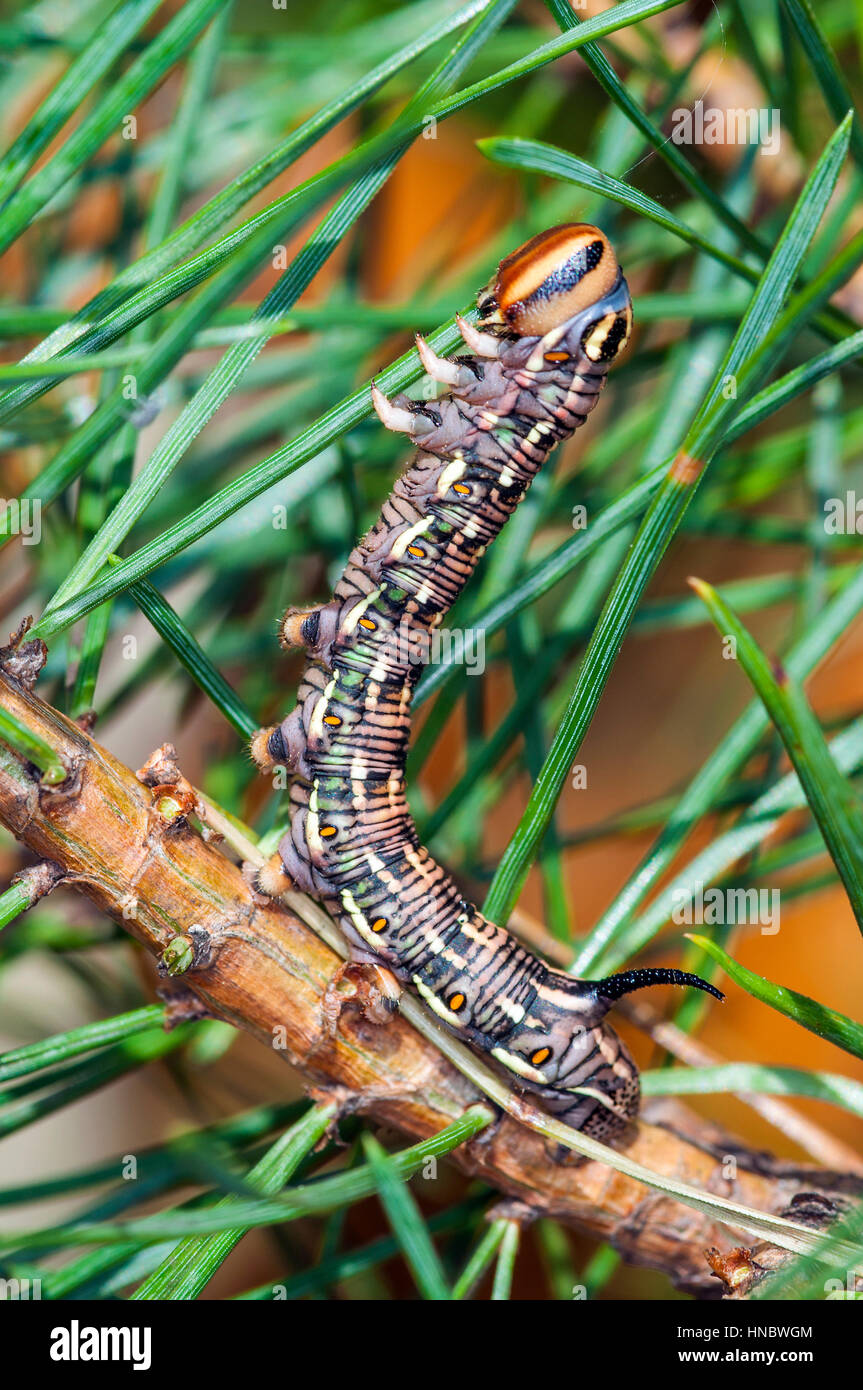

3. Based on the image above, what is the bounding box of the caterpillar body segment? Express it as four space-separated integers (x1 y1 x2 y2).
257 225 721 1141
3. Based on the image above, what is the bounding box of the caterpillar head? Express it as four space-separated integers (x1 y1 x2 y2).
480 223 632 364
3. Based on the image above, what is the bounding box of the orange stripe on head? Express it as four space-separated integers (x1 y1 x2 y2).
493 224 621 336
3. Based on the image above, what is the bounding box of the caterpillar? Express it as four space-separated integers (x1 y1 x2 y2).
251 224 722 1141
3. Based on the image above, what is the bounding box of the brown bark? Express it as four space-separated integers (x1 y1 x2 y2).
0 668 857 1296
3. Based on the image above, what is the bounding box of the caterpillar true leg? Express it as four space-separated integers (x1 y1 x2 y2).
414 334 476 390
260 224 722 1142
455 313 502 357
370 382 437 438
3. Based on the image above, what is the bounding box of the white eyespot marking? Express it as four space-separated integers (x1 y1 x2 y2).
307 781 323 854
342 588 382 634
339 888 382 949
491 1047 547 1084
388 516 433 560
437 458 466 497
309 677 338 741
526 322 568 372
413 974 465 1027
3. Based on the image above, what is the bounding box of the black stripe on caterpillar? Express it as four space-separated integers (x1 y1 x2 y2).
252 224 722 1142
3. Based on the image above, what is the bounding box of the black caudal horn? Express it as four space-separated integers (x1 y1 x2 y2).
591 967 725 1004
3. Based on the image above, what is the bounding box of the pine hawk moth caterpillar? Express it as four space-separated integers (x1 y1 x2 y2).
252 224 722 1141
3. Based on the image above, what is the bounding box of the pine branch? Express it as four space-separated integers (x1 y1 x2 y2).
0 665 857 1296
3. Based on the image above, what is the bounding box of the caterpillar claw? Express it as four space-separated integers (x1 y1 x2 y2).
455 313 501 358
370 381 433 438
415 334 473 390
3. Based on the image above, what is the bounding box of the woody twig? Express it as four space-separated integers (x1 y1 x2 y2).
0 666 858 1297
